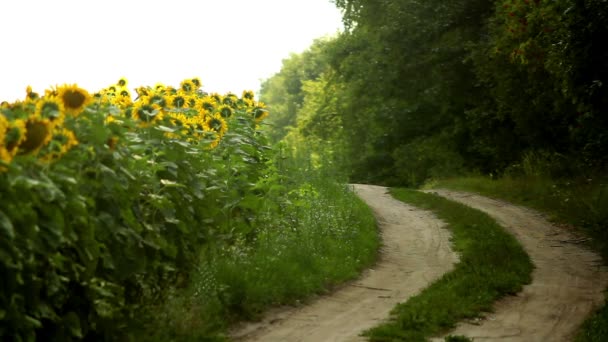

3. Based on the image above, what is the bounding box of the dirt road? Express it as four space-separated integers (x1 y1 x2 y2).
426 190 608 342
230 184 458 342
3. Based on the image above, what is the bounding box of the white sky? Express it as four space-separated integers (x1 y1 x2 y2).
0 0 343 102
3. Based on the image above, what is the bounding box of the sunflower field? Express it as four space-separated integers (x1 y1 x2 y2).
0 78 275 340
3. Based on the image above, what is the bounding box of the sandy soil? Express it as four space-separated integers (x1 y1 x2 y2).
426 190 608 342
230 184 458 342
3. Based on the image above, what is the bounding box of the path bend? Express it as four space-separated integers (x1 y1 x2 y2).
230 184 458 342
426 189 608 342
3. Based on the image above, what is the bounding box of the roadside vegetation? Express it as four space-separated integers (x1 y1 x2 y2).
146 149 379 340
364 189 532 341
0 80 378 341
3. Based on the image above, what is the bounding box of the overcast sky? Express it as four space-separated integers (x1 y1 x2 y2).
0 0 343 102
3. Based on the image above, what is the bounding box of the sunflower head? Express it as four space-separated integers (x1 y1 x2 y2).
169 94 188 109
117 77 128 87
200 98 216 112
133 102 162 124
19 118 53 154
56 84 92 116
35 97 65 126
136 86 150 97
180 79 196 94
242 90 255 100
222 93 237 106
191 77 202 88
217 105 233 119
26 86 40 101
39 128 78 162
205 113 228 136
147 94 168 108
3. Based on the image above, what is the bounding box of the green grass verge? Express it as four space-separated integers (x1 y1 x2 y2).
428 175 608 342
142 178 379 341
364 188 533 341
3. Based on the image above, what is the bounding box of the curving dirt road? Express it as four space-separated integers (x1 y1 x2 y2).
426 190 608 342
230 184 458 342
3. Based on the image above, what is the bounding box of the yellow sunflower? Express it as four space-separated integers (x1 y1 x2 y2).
217 104 233 118
191 77 202 88
251 102 269 122
25 85 40 102
166 94 188 109
3 119 27 154
35 96 65 127
180 79 196 94
222 93 238 106
19 118 53 154
56 84 92 116
117 77 128 87
199 98 216 112
132 102 163 124
242 90 255 100
204 113 228 137
39 128 79 162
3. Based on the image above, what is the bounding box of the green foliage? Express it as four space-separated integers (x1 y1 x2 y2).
292 0 608 184
365 189 532 341
144 148 380 340
0 95 274 340
260 37 337 142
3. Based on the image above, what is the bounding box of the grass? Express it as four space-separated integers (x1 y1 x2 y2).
364 189 533 341
428 175 608 342
138 153 380 340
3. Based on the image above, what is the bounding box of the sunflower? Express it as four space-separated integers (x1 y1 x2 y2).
135 86 150 98
117 77 128 87
191 77 202 88
204 113 228 137
0 115 8 145
210 93 222 103
167 94 188 109
217 104 233 118
251 102 269 122
199 98 216 112
132 102 162 124
222 93 237 106
39 128 78 162
19 118 53 154
35 97 65 127
180 79 196 94
242 90 255 100
187 96 198 108
146 93 168 108
168 112 189 128
56 84 92 116
154 83 166 94
25 85 40 102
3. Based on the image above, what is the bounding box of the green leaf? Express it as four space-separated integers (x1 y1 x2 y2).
0 210 15 239
160 179 185 188
64 312 83 338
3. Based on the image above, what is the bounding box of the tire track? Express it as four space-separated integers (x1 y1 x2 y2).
426 190 608 342
230 184 458 342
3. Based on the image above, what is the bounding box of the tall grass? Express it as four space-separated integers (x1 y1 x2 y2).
143 147 380 340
